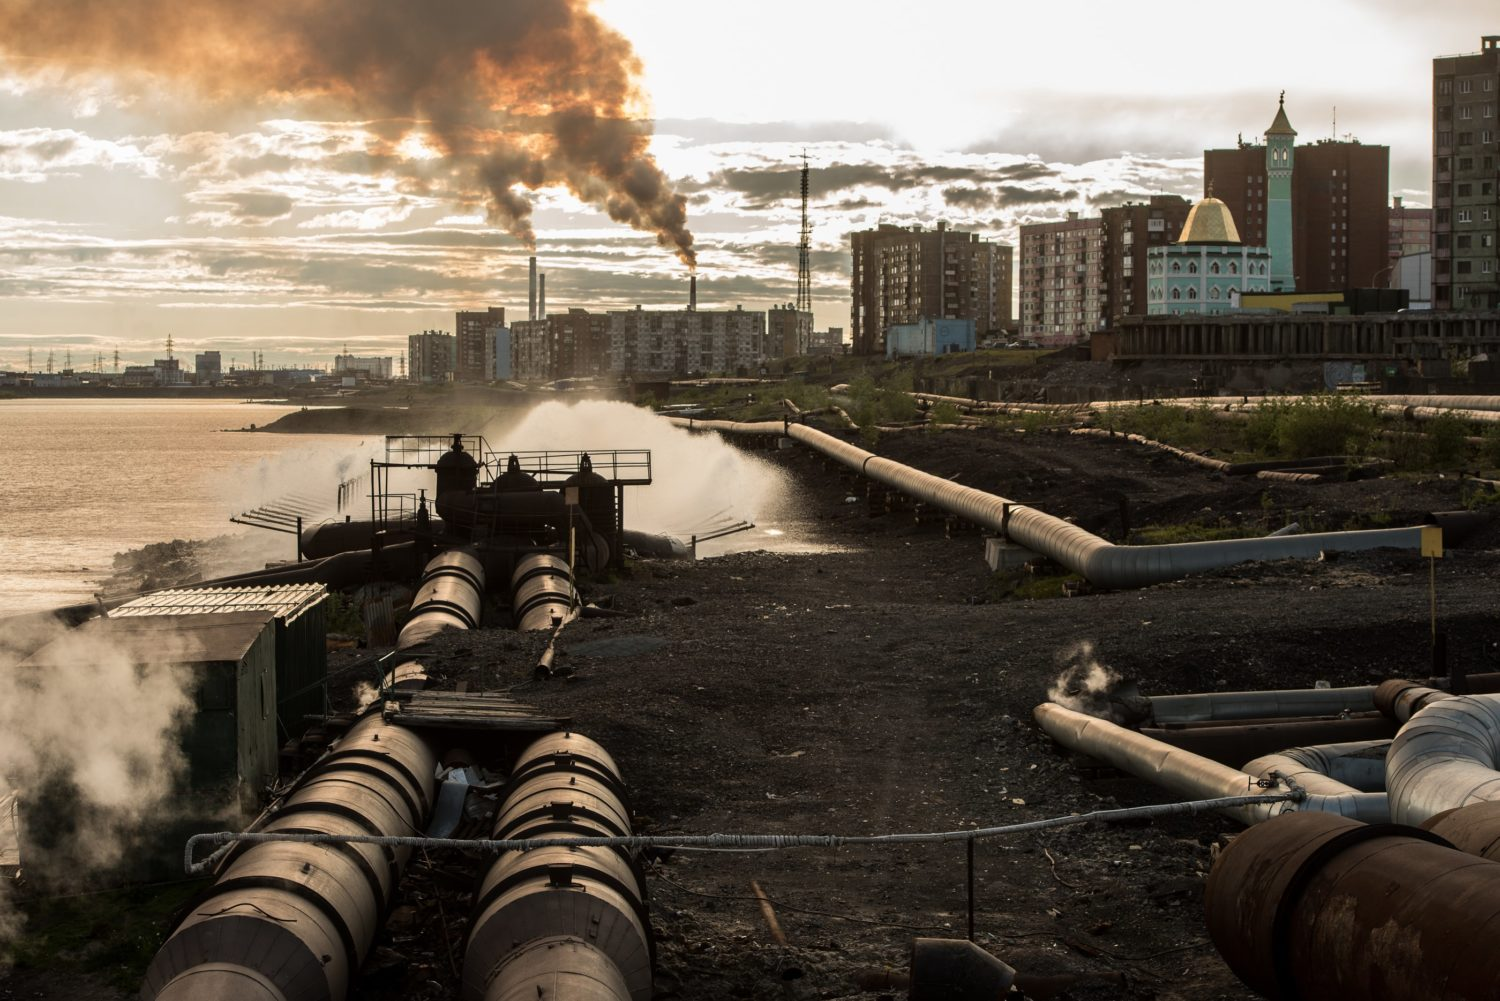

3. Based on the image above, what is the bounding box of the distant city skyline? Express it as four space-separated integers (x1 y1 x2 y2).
0 1 1492 369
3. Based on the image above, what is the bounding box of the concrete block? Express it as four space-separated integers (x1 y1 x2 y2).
985 537 1041 572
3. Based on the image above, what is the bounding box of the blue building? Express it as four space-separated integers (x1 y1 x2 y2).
885 317 976 358
1146 196 1273 316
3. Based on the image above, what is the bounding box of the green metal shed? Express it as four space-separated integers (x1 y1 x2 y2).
113 583 329 739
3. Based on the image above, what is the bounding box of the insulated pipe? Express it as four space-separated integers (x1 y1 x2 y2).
141 713 438 1001
396 548 484 649
1141 716 1398 767
1204 811 1500 1001
670 416 1425 588
1243 741 1391 822
1375 679 1452 723
511 553 578 632
463 732 652 1001
1386 694 1500 826
1034 702 1384 824
1149 686 1378 724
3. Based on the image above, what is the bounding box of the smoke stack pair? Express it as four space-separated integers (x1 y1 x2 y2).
529 256 537 323
689 274 697 312
539 273 546 321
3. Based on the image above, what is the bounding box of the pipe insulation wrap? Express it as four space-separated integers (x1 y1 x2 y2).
1244 740 1392 815
1149 686 1378 724
142 713 439 1001
680 418 1425 589
1035 702 1385 824
1387 694 1500 826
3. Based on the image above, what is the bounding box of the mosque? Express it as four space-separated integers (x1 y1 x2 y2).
1147 96 1297 316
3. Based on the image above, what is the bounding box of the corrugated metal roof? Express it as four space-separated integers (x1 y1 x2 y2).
114 584 326 621
24 611 276 666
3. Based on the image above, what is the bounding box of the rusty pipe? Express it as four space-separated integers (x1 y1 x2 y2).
1206 811 1500 1001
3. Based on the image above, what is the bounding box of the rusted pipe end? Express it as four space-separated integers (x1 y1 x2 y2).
1423 801 1500 862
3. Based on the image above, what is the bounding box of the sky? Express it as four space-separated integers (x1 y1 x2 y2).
0 0 1493 371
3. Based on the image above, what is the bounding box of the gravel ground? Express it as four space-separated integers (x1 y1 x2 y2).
12 424 1498 1001
351 426 1500 1001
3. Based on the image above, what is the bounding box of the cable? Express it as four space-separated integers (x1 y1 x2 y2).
183 792 1295 875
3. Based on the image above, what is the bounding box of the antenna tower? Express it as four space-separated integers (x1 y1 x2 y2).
165 333 174 358
795 151 812 314
65 348 71 369
27 346 33 372
113 347 120 372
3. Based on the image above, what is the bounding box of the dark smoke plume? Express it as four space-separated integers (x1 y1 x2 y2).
0 0 696 264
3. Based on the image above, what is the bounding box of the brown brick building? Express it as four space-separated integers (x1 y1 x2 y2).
849 222 1012 355
1432 35 1500 310
455 307 505 382
1100 196 1194 324
510 309 610 382
1205 126 1389 293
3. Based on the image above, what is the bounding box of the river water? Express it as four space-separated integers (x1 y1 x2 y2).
0 398 371 613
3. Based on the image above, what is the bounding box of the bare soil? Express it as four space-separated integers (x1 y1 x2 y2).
12 424 1500 1000
357 426 1500 1001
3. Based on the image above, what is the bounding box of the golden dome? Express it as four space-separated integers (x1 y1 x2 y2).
1177 196 1242 245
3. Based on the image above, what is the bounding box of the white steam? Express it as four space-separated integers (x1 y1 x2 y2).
1047 640 1131 724
483 400 792 542
0 614 195 940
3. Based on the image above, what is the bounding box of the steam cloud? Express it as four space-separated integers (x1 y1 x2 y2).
0 0 696 263
1047 640 1144 726
0 615 194 940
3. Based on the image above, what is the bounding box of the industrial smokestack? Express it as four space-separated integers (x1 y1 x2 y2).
689 273 697 311
528 256 537 323
539 274 546 321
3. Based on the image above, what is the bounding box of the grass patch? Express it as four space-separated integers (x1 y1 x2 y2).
988 568 1083 601
1130 521 1251 545
2 879 209 990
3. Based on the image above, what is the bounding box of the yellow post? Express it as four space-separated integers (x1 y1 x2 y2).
1421 525 1443 645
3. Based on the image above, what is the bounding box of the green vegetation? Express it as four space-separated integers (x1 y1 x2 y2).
1101 394 1497 473
1130 521 1259 545
325 591 365 636
987 568 1084 601
928 401 962 427
2 880 209 990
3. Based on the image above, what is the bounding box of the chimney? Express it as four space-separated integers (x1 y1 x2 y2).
1393 195 1403 210
528 256 537 322
689 273 697 311
539 273 546 321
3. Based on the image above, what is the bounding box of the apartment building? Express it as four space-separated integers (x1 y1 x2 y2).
1100 196 1194 323
849 222 1012 354
607 306 767 375
454 307 504 382
407 330 455 383
1018 212 1106 343
1432 35 1500 309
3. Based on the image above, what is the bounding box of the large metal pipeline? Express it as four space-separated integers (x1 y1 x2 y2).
1243 740 1391 821
141 713 438 1001
1034 702 1384 824
1386 693 1500 825
1141 715 1398 767
1149 685 1380 724
1205 811 1500 1001
672 417 1424 588
463 731 652 1001
396 548 485 649
510 553 579 632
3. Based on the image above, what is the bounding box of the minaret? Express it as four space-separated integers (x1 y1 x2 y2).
1265 92 1297 291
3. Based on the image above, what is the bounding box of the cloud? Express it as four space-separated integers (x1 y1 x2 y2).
0 127 159 182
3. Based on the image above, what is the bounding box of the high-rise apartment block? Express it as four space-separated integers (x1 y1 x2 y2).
608 306 767 375
1018 212 1106 342
1432 36 1500 310
1204 98 1389 293
849 222 1012 355
407 330 455 383
1100 196 1194 324
767 304 814 358
455 307 505 382
1388 196 1433 281
510 309 611 382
